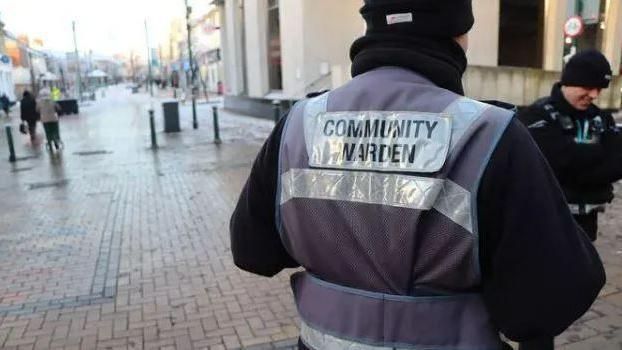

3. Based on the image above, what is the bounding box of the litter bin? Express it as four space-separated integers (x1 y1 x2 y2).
57 99 79 115
162 100 181 133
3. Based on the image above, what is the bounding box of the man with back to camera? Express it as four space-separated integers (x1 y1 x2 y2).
518 50 622 242
230 1 605 349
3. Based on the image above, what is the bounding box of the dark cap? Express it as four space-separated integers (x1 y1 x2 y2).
561 50 613 89
360 0 474 38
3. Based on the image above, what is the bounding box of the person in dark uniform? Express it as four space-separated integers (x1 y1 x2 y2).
230 1 605 349
518 50 622 241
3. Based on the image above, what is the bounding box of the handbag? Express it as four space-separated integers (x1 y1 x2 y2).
19 122 28 135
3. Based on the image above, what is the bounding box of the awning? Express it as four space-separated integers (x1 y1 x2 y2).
87 69 108 78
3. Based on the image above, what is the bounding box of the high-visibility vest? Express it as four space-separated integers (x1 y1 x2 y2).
277 67 513 350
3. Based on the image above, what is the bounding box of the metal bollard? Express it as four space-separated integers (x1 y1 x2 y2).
212 106 222 144
5 125 16 162
192 87 198 130
173 88 177 99
149 109 158 149
272 100 282 124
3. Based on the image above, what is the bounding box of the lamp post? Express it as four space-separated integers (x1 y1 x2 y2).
185 0 198 129
72 21 82 101
145 19 154 97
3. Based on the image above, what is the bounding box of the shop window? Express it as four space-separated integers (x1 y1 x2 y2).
573 0 607 52
498 0 544 68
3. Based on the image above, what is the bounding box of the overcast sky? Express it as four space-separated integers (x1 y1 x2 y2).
0 0 209 57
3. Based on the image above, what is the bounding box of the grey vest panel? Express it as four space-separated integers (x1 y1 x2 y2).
292 272 503 350
276 67 513 349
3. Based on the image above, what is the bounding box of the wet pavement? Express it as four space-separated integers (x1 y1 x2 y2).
0 85 620 349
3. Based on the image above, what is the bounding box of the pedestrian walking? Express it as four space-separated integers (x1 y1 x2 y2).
518 50 622 242
230 1 605 350
20 90 39 143
36 88 63 152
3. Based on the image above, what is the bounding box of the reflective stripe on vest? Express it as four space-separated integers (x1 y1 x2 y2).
293 272 503 350
280 168 473 233
286 94 488 233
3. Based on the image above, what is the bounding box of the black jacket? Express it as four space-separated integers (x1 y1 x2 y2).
20 95 38 123
517 84 622 204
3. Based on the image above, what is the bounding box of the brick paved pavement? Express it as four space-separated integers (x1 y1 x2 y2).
0 86 298 350
0 85 619 349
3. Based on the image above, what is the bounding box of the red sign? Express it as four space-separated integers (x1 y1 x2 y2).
564 16 585 38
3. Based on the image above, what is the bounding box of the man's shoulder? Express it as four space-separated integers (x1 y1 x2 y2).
478 100 517 117
516 96 553 124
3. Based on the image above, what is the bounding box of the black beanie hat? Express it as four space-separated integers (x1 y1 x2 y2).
561 50 613 89
360 0 474 38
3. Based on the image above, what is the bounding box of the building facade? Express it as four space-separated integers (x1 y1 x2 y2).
164 4 224 95
465 0 622 108
195 6 224 93
221 0 622 117
221 0 363 104
0 54 14 100
0 17 15 100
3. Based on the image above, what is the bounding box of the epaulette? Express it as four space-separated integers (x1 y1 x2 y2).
306 90 330 98
480 100 518 114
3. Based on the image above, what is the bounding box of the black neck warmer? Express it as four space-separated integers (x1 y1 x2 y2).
350 33 468 95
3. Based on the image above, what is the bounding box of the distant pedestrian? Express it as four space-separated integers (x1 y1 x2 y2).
36 88 63 152
20 90 39 143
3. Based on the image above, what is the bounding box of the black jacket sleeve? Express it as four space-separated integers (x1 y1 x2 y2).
517 106 622 186
478 118 606 342
230 117 300 277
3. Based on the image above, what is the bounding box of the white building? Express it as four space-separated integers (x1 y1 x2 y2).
0 54 15 100
221 0 363 117
221 0 622 118
195 6 224 93
0 18 15 100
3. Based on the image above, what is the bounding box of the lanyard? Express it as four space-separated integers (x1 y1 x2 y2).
576 120 590 143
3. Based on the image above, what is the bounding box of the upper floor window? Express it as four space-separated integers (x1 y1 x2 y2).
498 0 544 68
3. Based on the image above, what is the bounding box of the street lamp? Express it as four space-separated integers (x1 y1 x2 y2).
72 21 82 101
145 19 154 97
185 0 198 129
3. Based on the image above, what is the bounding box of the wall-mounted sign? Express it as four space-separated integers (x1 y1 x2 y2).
564 16 585 38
